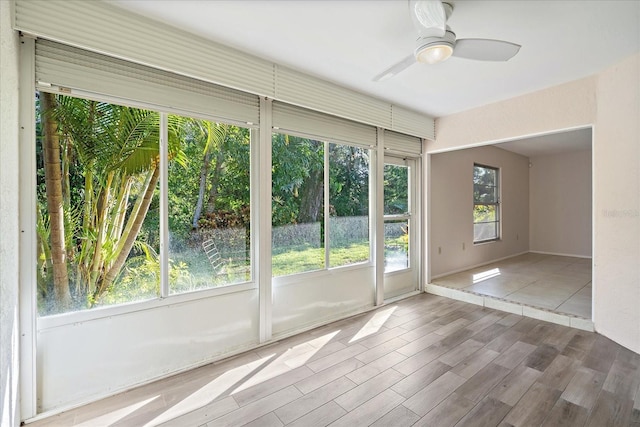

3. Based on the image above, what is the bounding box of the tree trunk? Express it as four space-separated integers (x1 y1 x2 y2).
41 92 72 309
298 167 324 223
111 176 133 241
99 165 160 297
205 151 224 216
192 149 212 229
88 171 113 294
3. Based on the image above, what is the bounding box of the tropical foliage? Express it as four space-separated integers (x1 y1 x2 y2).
36 93 378 314
271 134 371 274
37 93 177 313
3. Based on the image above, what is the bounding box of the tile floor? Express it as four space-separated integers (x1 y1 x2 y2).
430 253 592 319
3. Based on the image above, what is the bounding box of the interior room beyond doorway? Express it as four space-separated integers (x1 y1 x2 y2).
430 253 591 317
428 128 593 328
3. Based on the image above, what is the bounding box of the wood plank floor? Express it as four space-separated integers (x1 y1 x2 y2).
31 293 640 427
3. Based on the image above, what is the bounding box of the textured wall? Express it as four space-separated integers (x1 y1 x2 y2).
593 54 640 353
0 1 22 425
431 145 530 277
529 150 592 257
431 75 597 153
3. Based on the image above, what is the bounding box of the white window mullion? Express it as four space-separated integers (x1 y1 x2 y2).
375 128 385 306
258 98 273 343
324 142 330 269
159 113 169 298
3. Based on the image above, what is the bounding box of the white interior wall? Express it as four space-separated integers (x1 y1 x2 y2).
272 267 375 337
593 54 640 353
0 1 22 425
529 149 592 257
37 290 259 412
430 145 530 278
431 54 640 353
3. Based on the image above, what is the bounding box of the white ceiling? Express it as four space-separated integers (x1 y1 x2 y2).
111 0 639 118
497 127 592 158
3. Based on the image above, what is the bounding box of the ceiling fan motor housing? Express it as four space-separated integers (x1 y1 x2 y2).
414 27 456 63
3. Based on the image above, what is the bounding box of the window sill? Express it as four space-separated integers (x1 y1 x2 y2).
273 261 373 287
384 267 414 277
473 239 501 246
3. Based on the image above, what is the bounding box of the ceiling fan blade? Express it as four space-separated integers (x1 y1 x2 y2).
410 0 446 37
373 54 416 82
453 39 521 61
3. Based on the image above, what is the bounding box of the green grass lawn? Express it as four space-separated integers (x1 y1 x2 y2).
106 237 407 305
272 241 371 276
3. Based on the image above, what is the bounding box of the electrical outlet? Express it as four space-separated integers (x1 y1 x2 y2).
438 246 441 255
462 242 465 250
517 233 519 240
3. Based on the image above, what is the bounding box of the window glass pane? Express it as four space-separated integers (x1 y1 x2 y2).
272 134 324 277
384 164 409 215
473 164 499 242
168 117 251 294
36 92 160 315
474 222 498 242
473 165 496 187
328 144 369 268
474 204 497 223
473 184 498 203
384 220 409 273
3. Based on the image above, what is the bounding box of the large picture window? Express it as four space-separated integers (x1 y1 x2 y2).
35 92 252 315
271 133 370 277
473 163 500 243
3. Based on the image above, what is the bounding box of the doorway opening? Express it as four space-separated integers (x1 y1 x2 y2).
428 127 593 327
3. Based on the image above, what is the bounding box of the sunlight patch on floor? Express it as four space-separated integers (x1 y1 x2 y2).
349 306 396 343
233 330 339 393
473 268 501 284
145 354 274 426
279 330 340 369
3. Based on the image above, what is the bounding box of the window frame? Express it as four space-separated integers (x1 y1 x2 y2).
271 131 373 278
33 89 259 322
473 163 501 244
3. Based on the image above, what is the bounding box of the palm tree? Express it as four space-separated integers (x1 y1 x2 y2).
40 92 72 310
190 121 229 229
38 94 185 311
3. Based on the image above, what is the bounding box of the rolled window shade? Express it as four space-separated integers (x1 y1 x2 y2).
35 39 260 126
272 101 376 148
384 130 423 155
15 0 435 139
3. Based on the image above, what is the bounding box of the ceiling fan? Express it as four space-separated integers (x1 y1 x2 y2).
373 0 521 82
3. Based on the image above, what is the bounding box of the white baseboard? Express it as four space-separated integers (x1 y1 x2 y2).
384 290 422 304
529 250 592 259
